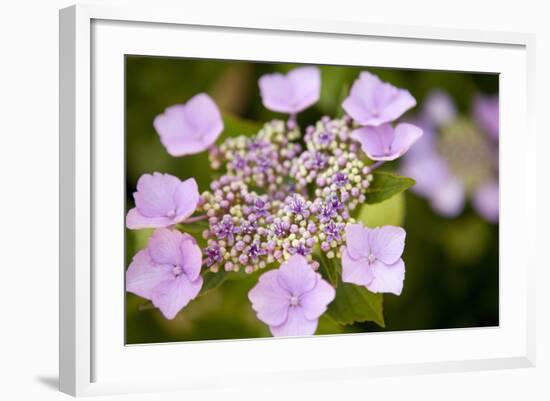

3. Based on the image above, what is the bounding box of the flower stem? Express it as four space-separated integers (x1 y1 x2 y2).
368 161 384 172
182 215 208 224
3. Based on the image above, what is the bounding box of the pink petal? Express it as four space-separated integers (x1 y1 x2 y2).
286 66 321 112
248 270 290 326
277 255 317 296
151 275 203 320
134 173 180 218
183 93 224 145
377 87 416 124
269 307 318 337
341 248 374 286
344 223 369 260
258 73 294 113
367 259 405 296
299 274 335 320
351 124 395 160
179 236 202 282
174 178 200 220
126 250 173 300
368 226 406 265
389 123 423 159
153 94 223 156
147 228 184 266
125 208 175 230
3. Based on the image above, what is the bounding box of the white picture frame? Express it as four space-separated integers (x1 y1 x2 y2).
59 3 536 397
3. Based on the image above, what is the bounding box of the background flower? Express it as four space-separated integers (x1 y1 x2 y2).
258 66 321 116
342 224 406 295
126 228 203 319
154 93 224 156
126 172 200 229
248 254 335 337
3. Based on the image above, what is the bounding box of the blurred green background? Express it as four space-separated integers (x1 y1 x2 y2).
125 56 499 344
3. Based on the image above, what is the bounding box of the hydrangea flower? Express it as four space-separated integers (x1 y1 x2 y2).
126 172 200 229
126 228 203 319
473 180 499 223
248 254 335 337
341 224 406 295
351 123 423 161
153 93 224 156
343 71 416 127
258 66 321 117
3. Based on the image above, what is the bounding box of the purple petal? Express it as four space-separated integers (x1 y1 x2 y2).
345 223 370 260
341 248 374 286
368 226 406 265
367 259 405 296
401 153 450 198
174 178 200 220
154 93 223 156
133 173 181 218
269 307 318 337
299 274 335 320
351 124 395 160
248 270 290 326
125 208 175 230
179 236 203 281
259 66 320 114
473 181 499 223
277 254 317 296
147 228 184 266
343 71 416 126
151 275 203 320
430 176 465 217
126 249 172 300
389 123 423 159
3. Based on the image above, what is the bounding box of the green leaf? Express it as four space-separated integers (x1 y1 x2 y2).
318 253 342 288
355 192 405 228
221 113 262 139
364 171 415 204
199 270 229 296
327 282 385 327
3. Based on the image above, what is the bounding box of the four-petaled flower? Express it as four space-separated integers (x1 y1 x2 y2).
351 123 423 161
126 172 200 229
343 71 416 127
342 224 406 295
248 254 335 337
153 93 224 156
126 228 203 319
258 66 321 116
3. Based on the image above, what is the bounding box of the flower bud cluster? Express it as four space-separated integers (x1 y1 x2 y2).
199 117 373 273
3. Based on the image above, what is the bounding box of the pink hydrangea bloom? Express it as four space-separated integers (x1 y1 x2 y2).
258 66 321 115
248 254 335 337
351 122 423 161
342 71 416 126
126 228 203 319
342 224 406 295
126 172 200 229
153 93 224 156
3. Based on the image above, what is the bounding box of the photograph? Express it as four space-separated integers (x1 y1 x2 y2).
124 57 499 344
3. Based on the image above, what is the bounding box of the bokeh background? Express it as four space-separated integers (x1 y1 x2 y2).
125 56 499 344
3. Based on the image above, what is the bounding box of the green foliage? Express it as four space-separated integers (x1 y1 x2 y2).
222 113 262 139
200 270 230 296
356 192 405 227
327 282 385 327
364 171 415 204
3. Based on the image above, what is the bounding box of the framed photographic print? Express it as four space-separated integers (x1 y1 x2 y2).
59 4 536 396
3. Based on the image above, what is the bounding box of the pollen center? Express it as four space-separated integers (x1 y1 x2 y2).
289 296 300 306
166 209 176 218
172 266 183 276
367 253 376 264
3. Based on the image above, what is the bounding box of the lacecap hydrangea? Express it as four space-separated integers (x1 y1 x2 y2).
126 66 423 337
